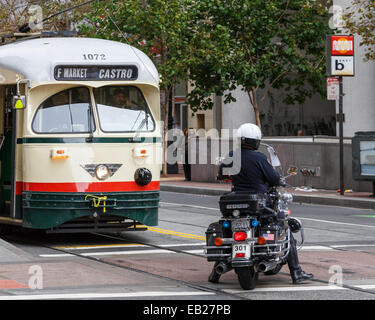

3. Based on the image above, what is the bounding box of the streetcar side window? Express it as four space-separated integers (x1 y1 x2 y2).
32 87 95 134
93 86 155 132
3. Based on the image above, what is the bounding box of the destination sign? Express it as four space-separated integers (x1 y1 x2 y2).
54 65 138 81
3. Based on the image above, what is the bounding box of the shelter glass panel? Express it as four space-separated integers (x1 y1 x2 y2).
93 86 155 132
32 87 95 133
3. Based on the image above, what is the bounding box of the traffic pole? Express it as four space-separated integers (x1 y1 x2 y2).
339 76 344 196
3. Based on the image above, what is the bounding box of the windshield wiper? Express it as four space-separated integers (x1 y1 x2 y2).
130 111 143 131
87 105 94 143
136 119 147 131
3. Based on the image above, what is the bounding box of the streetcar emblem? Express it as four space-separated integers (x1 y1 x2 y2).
81 164 122 177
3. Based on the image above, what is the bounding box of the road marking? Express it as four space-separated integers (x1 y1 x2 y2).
160 201 220 211
352 215 375 218
225 285 347 293
161 201 375 229
295 216 375 229
53 242 205 250
226 283 375 294
54 244 145 250
356 284 375 290
331 244 375 248
0 291 215 300
40 248 205 258
300 245 335 251
0 279 28 289
39 244 335 258
40 253 74 258
145 226 206 241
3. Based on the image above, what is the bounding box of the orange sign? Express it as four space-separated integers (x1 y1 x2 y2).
331 36 354 56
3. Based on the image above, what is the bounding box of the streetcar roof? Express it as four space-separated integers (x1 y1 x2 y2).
0 37 159 85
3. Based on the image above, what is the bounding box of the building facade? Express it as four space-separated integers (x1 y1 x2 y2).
182 0 374 139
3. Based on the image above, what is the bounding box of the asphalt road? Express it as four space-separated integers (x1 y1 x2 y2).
1 191 375 302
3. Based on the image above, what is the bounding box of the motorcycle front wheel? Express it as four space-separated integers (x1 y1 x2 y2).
235 266 258 290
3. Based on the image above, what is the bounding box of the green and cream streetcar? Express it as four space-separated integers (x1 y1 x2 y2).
0 36 162 233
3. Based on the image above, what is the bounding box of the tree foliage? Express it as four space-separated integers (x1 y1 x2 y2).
79 0 191 92
0 1 94 35
187 0 331 127
344 0 375 61
80 0 192 175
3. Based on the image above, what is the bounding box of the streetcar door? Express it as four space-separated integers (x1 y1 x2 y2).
0 85 16 217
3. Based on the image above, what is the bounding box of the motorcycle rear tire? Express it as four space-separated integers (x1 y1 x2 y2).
235 267 257 290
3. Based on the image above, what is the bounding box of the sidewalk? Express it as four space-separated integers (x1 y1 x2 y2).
160 174 375 210
0 238 33 263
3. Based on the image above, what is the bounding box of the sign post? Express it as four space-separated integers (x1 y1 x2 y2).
338 75 344 196
326 35 354 195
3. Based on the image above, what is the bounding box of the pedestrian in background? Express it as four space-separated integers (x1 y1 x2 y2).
183 128 191 181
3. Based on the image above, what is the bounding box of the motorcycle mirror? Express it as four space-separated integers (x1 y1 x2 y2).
267 146 281 167
287 166 298 176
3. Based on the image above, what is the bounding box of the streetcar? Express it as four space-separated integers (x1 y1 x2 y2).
0 35 162 233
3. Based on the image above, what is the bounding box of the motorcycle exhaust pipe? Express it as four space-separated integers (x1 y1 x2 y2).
215 262 233 275
258 261 278 273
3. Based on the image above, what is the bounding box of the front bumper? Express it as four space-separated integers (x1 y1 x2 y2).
22 190 159 230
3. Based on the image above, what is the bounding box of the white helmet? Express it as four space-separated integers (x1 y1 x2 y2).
237 123 262 149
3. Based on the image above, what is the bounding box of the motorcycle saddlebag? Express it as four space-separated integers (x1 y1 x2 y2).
219 191 266 217
205 222 225 261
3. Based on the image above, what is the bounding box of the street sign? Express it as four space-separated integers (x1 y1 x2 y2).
326 34 355 195
330 35 354 56
327 77 339 100
331 56 354 76
326 35 355 77
54 65 138 81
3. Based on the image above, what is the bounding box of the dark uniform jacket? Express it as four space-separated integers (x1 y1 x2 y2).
219 148 281 193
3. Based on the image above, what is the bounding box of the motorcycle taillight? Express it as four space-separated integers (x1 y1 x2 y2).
233 232 247 241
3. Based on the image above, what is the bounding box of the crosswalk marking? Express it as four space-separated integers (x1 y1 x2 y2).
40 249 205 258
54 242 205 250
0 291 215 300
40 244 339 258
225 283 375 293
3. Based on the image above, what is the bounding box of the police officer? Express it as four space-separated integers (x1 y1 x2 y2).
211 123 313 284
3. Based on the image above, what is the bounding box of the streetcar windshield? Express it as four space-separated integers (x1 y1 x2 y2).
93 86 155 132
32 87 95 134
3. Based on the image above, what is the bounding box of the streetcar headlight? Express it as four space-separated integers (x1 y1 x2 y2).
95 164 110 180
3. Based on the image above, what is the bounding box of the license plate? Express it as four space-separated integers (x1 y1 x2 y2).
231 218 250 230
232 244 251 259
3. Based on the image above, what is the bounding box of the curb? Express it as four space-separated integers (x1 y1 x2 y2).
291 193 375 210
0 238 33 263
160 184 228 197
160 184 375 210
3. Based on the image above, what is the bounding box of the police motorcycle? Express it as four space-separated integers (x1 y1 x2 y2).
204 145 304 290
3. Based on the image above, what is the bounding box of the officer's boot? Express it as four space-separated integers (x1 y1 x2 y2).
208 261 221 283
288 234 313 284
